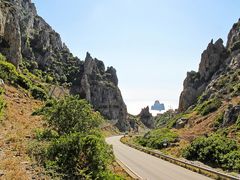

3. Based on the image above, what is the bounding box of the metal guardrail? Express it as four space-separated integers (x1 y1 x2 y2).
121 137 239 180
116 158 142 180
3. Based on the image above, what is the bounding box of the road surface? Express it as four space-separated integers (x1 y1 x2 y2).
106 136 212 180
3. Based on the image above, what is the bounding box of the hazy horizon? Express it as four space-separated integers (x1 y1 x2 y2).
32 0 240 115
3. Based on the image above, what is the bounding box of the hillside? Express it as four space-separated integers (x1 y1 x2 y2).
0 85 48 179
133 19 240 174
0 0 136 178
0 0 130 131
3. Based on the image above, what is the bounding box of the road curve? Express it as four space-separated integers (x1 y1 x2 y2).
106 136 212 180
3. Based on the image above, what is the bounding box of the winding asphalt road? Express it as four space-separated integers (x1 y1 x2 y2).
106 136 212 180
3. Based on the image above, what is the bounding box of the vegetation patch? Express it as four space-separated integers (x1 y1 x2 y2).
155 110 176 128
30 96 122 179
136 128 179 149
183 134 240 172
195 98 222 116
30 86 48 100
213 112 224 129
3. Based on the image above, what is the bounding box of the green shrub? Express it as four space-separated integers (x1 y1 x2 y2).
213 112 224 128
32 99 57 116
0 60 19 82
46 75 54 83
155 110 175 128
221 150 240 171
138 128 178 149
31 93 121 178
35 129 59 140
196 98 222 116
46 133 113 179
15 74 32 89
183 134 240 172
0 58 32 89
44 96 104 134
31 86 48 100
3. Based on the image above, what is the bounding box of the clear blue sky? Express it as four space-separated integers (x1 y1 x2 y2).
33 0 240 115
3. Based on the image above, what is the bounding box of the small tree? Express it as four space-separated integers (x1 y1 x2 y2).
45 96 104 134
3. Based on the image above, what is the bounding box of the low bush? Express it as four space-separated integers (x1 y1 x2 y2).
0 59 19 82
46 133 113 179
31 86 48 100
183 134 240 172
155 110 175 128
35 129 59 141
0 57 32 89
196 98 222 116
213 112 224 129
137 128 178 149
30 96 121 179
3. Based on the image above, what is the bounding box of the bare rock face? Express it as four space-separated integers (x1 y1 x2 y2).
179 19 240 112
71 53 130 131
222 105 240 127
0 0 81 82
0 0 130 131
227 19 240 51
179 39 228 112
139 106 154 129
0 0 23 67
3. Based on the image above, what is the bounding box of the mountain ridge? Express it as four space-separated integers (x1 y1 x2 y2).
0 0 130 131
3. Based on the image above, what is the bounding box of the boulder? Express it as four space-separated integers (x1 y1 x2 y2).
222 105 240 127
174 118 188 129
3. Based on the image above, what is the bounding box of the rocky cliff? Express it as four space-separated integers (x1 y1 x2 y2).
179 19 240 112
0 0 129 131
138 106 154 129
71 53 129 131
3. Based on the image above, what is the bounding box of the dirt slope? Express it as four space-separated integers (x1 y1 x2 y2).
0 85 48 179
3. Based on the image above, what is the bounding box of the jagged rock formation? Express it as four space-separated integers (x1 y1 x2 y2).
71 53 129 131
0 0 129 131
0 0 81 81
178 23 240 112
151 100 165 111
138 106 154 129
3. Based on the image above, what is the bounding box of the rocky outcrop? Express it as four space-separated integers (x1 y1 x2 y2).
0 0 81 82
179 19 240 112
227 19 240 51
71 53 129 131
222 105 240 127
0 0 129 131
174 118 188 129
179 39 228 112
139 106 154 129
